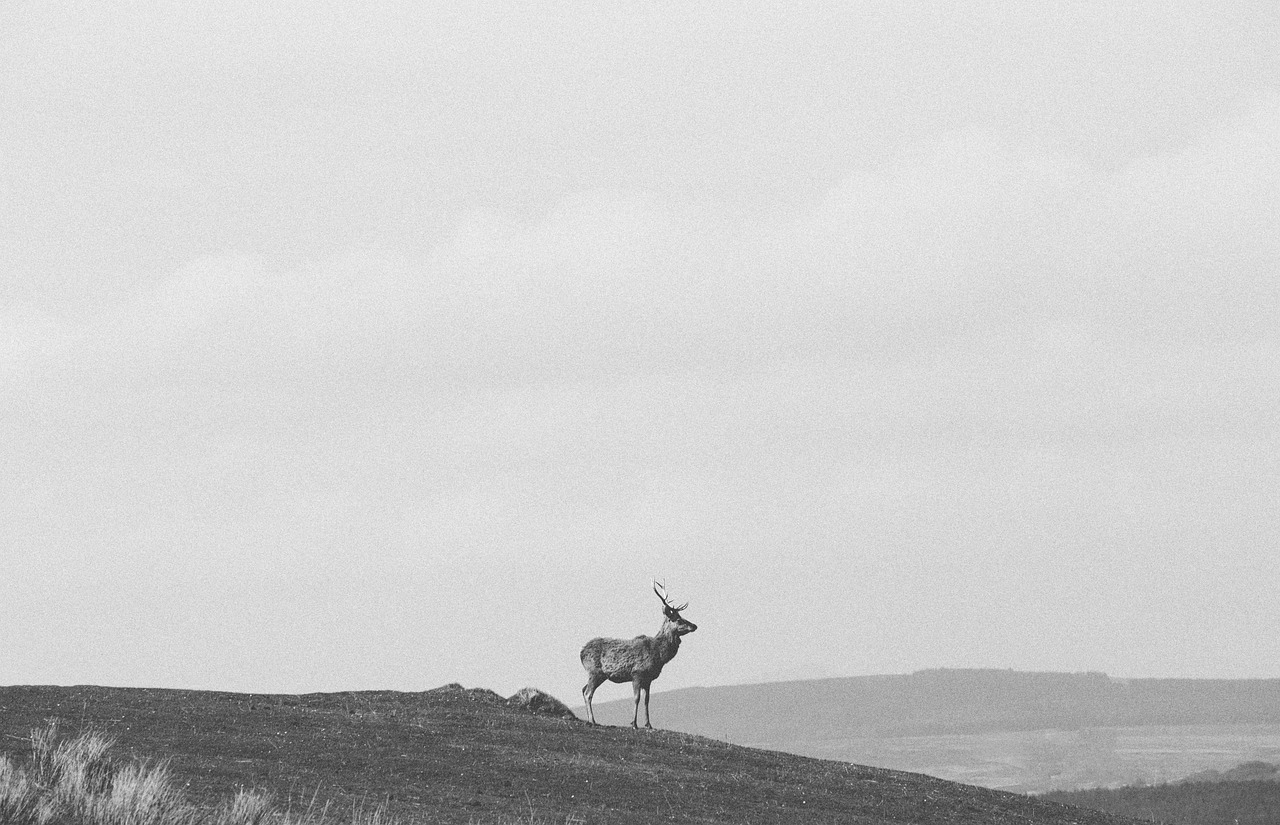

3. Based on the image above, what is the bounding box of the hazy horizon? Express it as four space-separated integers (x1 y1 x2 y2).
4 2 1278 705
17 665 1280 701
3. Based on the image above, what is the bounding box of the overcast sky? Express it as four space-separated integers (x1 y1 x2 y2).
3 2 1278 704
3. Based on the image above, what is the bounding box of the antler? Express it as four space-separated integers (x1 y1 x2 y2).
653 580 688 611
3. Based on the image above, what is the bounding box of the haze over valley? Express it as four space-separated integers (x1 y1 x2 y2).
587 669 1280 792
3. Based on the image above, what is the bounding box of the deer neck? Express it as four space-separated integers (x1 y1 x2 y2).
653 622 682 663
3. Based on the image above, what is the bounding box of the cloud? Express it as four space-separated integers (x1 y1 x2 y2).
1074 94 1280 336
6 2 1275 295
7 93 1278 432
3 14 1279 690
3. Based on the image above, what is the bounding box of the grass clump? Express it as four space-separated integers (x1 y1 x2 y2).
0 722 397 825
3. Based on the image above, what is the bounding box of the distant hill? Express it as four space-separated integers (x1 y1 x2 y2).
0 683 1137 825
1043 761 1280 825
585 669 1280 792
587 669 1280 740
1180 761 1280 784
1044 776 1280 825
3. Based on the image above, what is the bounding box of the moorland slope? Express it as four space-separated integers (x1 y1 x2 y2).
0 683 1136 825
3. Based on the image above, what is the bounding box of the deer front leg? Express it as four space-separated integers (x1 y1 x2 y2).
631 679 643 729
642 685 653 729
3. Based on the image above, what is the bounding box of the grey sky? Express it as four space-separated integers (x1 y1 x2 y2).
2 2 1278 703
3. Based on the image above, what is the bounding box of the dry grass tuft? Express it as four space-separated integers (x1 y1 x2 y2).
0 722 402 825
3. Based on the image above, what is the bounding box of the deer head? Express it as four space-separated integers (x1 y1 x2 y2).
654 581 698 635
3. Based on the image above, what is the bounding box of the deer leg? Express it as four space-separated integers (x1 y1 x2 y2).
583 674 605 725
642 684 653 729
630 680 642 729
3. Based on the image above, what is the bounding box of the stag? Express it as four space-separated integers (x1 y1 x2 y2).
580 582 698 729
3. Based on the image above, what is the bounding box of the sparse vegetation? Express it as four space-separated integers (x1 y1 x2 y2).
0 722 397 825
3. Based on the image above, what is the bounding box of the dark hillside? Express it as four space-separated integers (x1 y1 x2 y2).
1044 780 1280 825
0 684 1136 825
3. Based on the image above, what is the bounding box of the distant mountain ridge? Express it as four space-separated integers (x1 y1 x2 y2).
1180 761 1280 784
588 669 1280 742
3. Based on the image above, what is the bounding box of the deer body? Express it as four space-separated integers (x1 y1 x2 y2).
580 584 697 729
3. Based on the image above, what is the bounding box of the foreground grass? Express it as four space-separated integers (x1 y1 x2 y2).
0 722 399 825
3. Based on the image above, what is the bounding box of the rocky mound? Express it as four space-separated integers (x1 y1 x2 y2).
506 687 578 719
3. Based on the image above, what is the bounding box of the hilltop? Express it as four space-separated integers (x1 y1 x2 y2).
0 683 1134 825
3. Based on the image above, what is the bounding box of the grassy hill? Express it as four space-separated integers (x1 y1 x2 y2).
0 683 1136 825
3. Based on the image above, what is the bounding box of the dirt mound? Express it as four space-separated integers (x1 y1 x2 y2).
425 682 505 704
506 687 579 719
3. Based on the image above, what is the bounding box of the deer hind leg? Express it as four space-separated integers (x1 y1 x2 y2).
582 672 606 725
